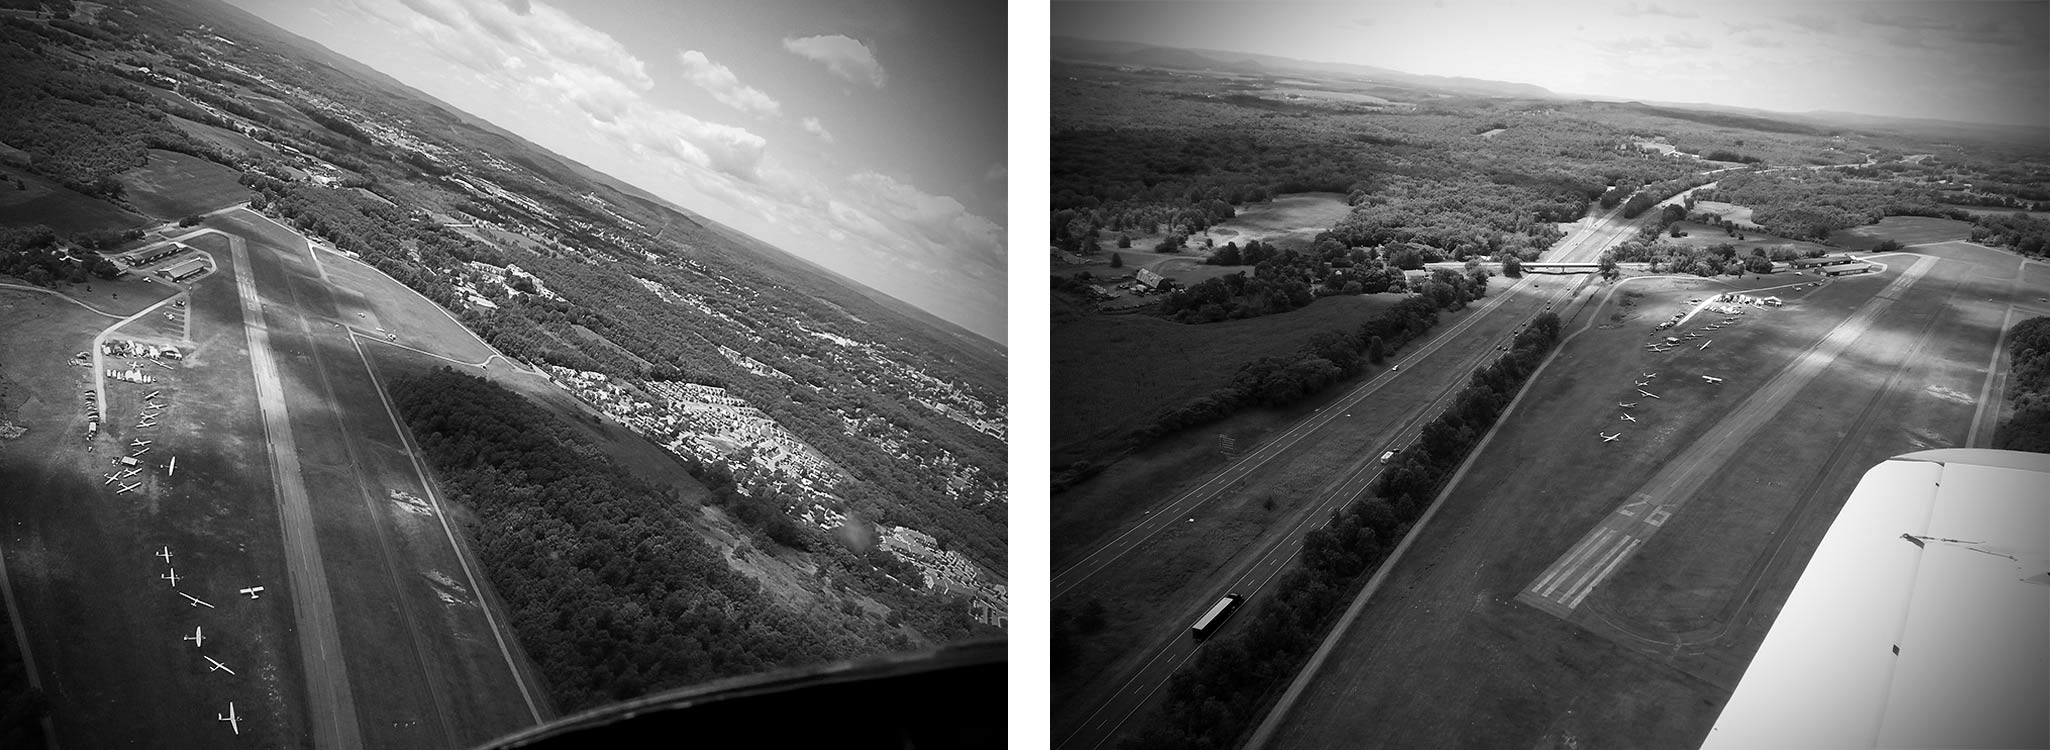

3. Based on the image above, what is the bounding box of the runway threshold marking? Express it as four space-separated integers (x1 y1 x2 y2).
1518 256 1938 619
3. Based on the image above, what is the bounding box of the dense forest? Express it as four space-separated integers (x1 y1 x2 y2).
0 22 244 198
1992 316 2050 453
390 368 912 710
1968 213 2050 259
1048 68 1739 265
1117 314 1565 750
1693 170 1967 241
239 165 1006 569
0 224 121 285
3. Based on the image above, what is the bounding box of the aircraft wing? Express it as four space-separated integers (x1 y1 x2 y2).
1702 450 2049 749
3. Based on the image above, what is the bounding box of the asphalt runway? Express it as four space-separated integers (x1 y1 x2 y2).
1518 255 1938 619
228 232 366 750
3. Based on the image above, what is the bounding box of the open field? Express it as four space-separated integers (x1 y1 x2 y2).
1665 221 1834 256
1201 192 1353 248
1691 200 1763 230
0 164 151 233
119 150 250 221
1262 243 2032 749
1082 193 1354 262
1051 291 1403 467
0 267 310 748
166 114 278 158
308 247 503 366
1828 215 1973 250
1940 204 2050 221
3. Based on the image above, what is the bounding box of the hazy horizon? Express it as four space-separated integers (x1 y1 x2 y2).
1053 0 2050 130
231 0 1009 345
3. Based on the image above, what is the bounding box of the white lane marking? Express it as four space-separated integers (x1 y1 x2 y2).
1567 538 1643 609
1552 530 1631 602
1536 527 1614 596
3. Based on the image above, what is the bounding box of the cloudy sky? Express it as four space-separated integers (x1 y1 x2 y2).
231 0 1009 343
1054 0 2049 128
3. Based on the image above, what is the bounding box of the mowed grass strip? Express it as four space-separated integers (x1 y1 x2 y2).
1664 221 1833 257
0 278 309 748
0 165 150 233
119 150 249 220
1051 292 1401 466
1828 215 1973 250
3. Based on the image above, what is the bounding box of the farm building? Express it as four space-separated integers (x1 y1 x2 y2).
161 257 209 282
1789 255 1857 268
1134 268 1166 290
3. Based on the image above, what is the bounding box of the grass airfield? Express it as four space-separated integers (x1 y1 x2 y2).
0 209 543 748
1266 241 2039 749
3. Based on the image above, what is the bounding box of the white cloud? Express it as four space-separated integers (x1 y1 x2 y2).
358 0 769 183
983 163 1007 183
800 116 835 143
781 34 888 88
844 171 1005 271
1664 32 1710 50
676 50 781 116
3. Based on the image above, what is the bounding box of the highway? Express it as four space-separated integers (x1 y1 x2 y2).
1054 275 1590 750
1546 182 1720 264
1054 172 1736 749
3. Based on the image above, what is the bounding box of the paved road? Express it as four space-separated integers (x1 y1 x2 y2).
1054 278 1585 750
1546 183 1718 264
227 232 366 750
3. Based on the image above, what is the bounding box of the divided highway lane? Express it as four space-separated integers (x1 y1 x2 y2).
1545 182 1719 265
1054 283 1534 600
1055 277 1589 750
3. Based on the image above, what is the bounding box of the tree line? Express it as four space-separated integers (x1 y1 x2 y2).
1993 316 2050 453
1968 213 2050 259
1051 271 1497 490
0 23 244 200
1124 313 1565 749
0 225 121 285
1693 170 1968 241
389 367 906 711
1160 239 1487 324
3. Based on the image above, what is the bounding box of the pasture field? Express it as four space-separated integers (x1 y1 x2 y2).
1266 247 2029 748
0 269 310 748
1194 192 1352 249
1940 204 2050 221
1828 215 1973 250
118 150 249 220
1050 291 1402 468
165 114 277 159
1665 221 1833 256
1087 193 1355 259
0 164 150 233
1691 200 1763 229
305 245 502 366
